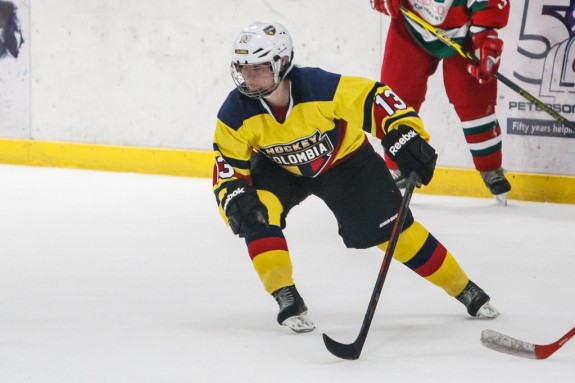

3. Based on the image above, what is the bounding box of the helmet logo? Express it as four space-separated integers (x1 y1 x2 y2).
239 35 252 44
263 25 276 35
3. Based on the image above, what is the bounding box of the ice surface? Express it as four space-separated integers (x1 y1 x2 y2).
0 165 573 382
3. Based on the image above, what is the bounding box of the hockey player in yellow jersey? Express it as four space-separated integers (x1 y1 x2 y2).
212 22 499 333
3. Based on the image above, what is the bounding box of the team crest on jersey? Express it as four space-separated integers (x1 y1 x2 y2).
259 130 334 175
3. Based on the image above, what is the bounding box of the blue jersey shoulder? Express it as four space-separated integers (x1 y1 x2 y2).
216 67 342 131
217 88 263 131
290 67 341 104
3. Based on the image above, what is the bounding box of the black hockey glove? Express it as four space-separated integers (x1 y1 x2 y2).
382 125 438 186
223 180 269 238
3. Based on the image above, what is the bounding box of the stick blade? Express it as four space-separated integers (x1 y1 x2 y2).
322 333 361 360
481 329 537 359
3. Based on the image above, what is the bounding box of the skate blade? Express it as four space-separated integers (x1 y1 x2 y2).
282 312 316 333
475 302 501 320
495 193 508 206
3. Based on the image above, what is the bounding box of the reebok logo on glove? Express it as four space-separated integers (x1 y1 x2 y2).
382 125 437 186
387 129 417 156
222 181 269 238
223 187 245 212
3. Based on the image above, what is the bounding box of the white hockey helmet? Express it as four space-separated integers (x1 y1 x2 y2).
230 22 294 99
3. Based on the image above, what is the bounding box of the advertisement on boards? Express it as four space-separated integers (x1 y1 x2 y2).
506 0 575 139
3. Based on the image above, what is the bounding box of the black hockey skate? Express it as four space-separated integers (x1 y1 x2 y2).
272 285 315 333
455 280 500 319
480 167 511 205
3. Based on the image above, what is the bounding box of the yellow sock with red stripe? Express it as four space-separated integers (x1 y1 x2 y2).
378 221 469 296
246 225 294 294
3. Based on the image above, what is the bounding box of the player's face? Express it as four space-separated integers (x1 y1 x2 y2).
237 62 275 91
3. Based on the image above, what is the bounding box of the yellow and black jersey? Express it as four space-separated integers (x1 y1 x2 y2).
213 66 428 209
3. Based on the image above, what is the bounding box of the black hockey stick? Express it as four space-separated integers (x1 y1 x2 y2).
400 6 575 131
322 171 419 360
